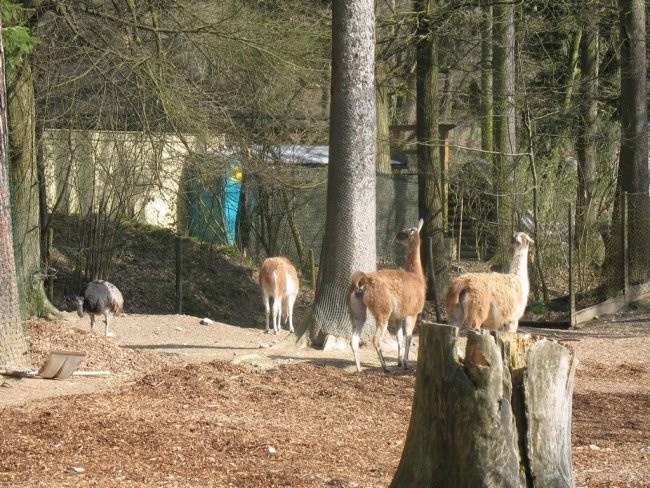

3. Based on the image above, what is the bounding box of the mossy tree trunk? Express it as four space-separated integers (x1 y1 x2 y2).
415 0 447 301
492 3 517 266
8 59 61 319
0 18 30 366
391 323 576 488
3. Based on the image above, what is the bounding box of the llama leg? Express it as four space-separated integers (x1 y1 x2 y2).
272 297 282 334
262 293 271 333
505 320 518 333
395 322 404 367
285 295 296 333
402 315 417 370
351 318 365 372
373 322 389 373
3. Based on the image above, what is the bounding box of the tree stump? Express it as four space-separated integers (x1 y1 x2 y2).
391 322 577 488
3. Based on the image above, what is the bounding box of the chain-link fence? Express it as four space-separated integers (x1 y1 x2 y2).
42 128 650 339
241 169 420 277
235 168 650 337
569 192 650 323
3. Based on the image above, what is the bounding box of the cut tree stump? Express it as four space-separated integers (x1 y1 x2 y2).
391 322 577 488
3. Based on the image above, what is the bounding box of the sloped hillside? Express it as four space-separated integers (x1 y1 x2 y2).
48 215 273 328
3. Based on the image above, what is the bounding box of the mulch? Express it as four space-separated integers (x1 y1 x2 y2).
0 313 648 487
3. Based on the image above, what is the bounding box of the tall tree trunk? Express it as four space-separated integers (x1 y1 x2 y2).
391 323 577 487
492 3 517 266
0 18 30 367
563 30 583 114
480 4 493 157
300 0 376 344
7 60 61 319
375 0 395 175
415 0 447 300
376 83 392 174
575 7 599 260
617 0 649 282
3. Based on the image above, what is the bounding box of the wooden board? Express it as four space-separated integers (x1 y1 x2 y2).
37 351 86 379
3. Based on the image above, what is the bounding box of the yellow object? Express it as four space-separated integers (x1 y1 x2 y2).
231 167 243 182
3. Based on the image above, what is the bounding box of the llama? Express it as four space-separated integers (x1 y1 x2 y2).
259 257 299 334
347 219 426 372
77 280 124 337
445 232 533 333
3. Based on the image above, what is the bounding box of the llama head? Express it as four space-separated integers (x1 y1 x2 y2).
395 218 424 246
512 232 534 250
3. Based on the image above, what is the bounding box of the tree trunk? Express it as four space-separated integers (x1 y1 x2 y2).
617 0 649 282
492 3 517 265
0 18 30 366
392 323 576 488
575 7 599 265
300 0 376 344
8 60 61 319
415 0 447 301
376 82 392 174
480 4 493 157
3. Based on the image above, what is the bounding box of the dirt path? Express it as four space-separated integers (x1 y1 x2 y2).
2 312 401 408
3 307 649 406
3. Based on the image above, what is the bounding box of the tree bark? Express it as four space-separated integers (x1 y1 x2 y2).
391 323 576 487
0 16 30 367
415 0 447 300
301 0 376 343
575 7 599 265
480 4 493 157
492 3 517 265
617 0 649 281
376 82 392 174
8 60 61 319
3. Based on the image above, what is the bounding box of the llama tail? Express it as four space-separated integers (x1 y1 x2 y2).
445 279 468 326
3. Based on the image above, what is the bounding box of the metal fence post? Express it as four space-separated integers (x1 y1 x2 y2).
568 205 575 328
175 235 183 314
622 192 629 302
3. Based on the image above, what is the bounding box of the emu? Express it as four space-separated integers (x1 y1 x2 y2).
77 280 124 337
445 232 533 333
347 219 426 372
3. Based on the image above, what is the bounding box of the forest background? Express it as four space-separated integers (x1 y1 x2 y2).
0 0 647 366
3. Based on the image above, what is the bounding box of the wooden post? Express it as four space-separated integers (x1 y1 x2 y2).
568 206 576 328
47 227 54 301
427 237 441 322
622 192 629 301
309 248 316 289
175 235 182 314
391 322 577 488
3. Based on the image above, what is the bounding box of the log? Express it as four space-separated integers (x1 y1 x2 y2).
391 322 577 488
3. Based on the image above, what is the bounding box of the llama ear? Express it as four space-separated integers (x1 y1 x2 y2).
417 218 424 232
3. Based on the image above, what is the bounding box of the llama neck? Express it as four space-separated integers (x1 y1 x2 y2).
509 247 529 279
406 238 424 276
